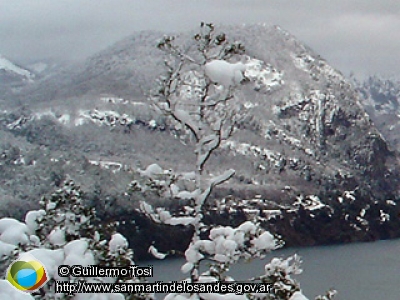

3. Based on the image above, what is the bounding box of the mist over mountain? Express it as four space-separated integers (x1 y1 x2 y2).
354 75 400 151
0 54 35 100
2 24 400 255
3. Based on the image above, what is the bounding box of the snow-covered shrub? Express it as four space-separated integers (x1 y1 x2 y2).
33 180 96 248
0 180 153 300
141 23 334 300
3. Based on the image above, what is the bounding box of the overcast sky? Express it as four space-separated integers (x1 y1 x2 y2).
1 0 400 77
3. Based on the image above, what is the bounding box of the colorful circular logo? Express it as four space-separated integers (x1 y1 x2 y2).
6 253 49 293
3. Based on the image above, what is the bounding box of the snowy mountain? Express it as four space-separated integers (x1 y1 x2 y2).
2 24 400 254
0 54 35 102
0 54 34 83
355 75 400 150
27 59 68 78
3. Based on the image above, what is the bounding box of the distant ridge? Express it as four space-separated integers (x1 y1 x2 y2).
0 54 34 80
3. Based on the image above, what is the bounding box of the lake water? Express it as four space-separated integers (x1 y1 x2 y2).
146 238 400 299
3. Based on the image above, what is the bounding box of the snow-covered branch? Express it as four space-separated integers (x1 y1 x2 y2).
140 23 328 300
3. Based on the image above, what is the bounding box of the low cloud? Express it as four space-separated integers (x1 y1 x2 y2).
1 0 399 76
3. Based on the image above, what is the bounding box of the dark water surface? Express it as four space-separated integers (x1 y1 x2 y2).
147 239 400 299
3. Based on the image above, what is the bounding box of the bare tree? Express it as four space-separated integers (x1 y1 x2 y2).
139 23 336 300
149 23 247 280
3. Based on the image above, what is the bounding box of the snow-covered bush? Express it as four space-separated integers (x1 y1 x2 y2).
141 23 334 300
0 180 153 300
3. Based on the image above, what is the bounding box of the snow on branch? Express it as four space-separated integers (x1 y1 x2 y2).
148 245 168 260
196 169 235 206
181 220 278 282
209 169 236 187
173 109 201 138
205 60 247 87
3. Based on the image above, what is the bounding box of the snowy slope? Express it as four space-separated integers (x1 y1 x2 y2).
2 24 400 249
0 54 34 80
355 75 400 150
5 25 399 200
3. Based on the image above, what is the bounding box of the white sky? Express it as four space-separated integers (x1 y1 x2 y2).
1 0 400 77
